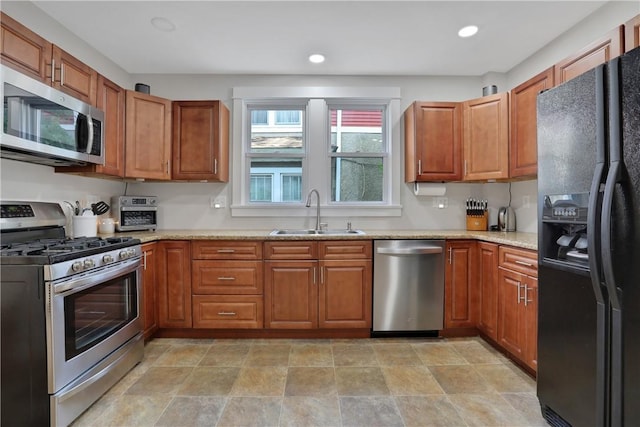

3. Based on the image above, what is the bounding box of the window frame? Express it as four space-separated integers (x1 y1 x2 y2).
231 86 402 218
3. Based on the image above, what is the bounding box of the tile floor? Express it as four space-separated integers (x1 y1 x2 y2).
71 336 549 427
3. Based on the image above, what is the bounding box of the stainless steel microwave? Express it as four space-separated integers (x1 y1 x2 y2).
0 64 104 166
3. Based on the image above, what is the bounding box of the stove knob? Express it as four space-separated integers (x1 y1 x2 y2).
72 261 84 272
84 259 95 269
127 248 136 257
119 250 129 260
103 254 114 263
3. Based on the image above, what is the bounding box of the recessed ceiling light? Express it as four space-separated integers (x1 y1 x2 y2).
458 25 478 38
151 17 176 32
309 54 325 64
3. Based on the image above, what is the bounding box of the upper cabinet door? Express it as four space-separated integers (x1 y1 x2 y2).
509 67 554 178
95 75 125 176
625 14 640 52
463 92 509 181
125 90 172 180
0 12 52 82
51 45 97 106
554 25 624 84
404 102 462 182
172 100 229 182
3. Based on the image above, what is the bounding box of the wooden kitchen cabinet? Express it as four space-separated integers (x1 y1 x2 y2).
264 240 373 330
57 74 125 177
318 241 372 329
462 93 509 181
141 242 158 340
51 45 97 106
554 25 624 84
497 246 538 372
125 90 172 180
157 241 192 328
444 240 478 330
404 101 462 182
478 242 499 341
625 15 640 51
509 67 554 178
172 100 229 182
1 11 52 82
191 241 264 329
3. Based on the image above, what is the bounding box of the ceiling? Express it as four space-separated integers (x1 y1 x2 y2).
31 1 609 76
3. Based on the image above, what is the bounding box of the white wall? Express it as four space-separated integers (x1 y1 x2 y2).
1 1 636 234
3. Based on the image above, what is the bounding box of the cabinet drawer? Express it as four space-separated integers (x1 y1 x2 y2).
319 241 372 259
192 260 263 294
192 241 262 260
192 295 263 329
499 246 538 277
264 241 317 260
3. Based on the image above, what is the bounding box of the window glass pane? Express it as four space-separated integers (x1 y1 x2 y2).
281 174 302 202
250 158 302 203
330 108 384 153
250 174 272 202
275 110 301 125
331 157 383 202
250 109 304 153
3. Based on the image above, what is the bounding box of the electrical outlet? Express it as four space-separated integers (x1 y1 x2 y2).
432 197 448 209
211 196 226 209
522 196 530 208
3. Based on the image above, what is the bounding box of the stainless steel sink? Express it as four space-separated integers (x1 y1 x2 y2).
269 228 365 235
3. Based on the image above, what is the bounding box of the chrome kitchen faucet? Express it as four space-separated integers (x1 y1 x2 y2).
305 189 321 231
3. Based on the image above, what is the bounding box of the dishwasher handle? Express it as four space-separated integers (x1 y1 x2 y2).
376 246 443 256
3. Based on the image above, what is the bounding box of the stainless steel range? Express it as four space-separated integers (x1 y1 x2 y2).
0 201 144 427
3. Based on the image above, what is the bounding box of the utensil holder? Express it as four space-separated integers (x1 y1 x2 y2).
72 216 97 237
466 212 488 231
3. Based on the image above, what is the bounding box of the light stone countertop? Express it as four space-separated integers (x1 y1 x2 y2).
109 229 537 250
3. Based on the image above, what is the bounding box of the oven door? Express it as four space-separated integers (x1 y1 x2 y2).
46 257 142 394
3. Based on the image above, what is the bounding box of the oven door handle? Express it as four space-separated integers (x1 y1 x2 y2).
52 258 141 296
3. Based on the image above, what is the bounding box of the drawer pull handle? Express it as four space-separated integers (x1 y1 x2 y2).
515 260 534 267
217 311 237 316
217 249 235 253
217 276 236 281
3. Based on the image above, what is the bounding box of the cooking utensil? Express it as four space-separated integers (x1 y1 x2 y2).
75 201 81 216
91 201 110 216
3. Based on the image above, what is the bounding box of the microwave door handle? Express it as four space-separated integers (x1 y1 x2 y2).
85 114 94 155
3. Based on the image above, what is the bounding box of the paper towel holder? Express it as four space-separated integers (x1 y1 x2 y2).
413 182 447 196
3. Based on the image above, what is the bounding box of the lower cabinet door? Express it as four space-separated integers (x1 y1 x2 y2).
497 267 524 359
264 260 318 329
192 295 263 329
319 260 372 328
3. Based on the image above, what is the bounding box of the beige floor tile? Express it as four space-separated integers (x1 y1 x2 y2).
153 344 210 366
335 367 390 396
332 344 378 366
198 343 251 367
394 395 468 427
155 396 226 426
280 396 342 427
382 366 445 396
412 342 468 365
452 340 505 364
230 366 288 396
177 366 240 396
124 366 193 396
244 343 292 366
72 394 172 426
475 364 536 393
373 343 423 366
501 392 549 426
448 393 531 426
339 396 404 426
429 365 494 394
285 367 337 396
217 396 282 427
290 343 334 367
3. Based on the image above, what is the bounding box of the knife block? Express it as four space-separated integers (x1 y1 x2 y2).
466 212 488 231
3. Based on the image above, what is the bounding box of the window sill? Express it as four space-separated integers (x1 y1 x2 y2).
231 204 402 217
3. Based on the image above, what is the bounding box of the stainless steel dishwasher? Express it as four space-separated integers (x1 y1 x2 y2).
373 240 445 333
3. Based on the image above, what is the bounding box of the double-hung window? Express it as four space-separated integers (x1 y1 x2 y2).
231 87 401 217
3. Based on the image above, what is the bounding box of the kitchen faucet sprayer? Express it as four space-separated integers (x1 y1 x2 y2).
305 189 321 231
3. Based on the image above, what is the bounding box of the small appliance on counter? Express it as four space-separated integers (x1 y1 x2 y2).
498 206 516 232
465 198 488 231
111 196 158 232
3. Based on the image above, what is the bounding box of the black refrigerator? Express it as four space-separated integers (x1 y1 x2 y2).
537 45 640 427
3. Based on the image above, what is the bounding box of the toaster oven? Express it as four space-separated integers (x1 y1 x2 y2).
111 196 157 231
